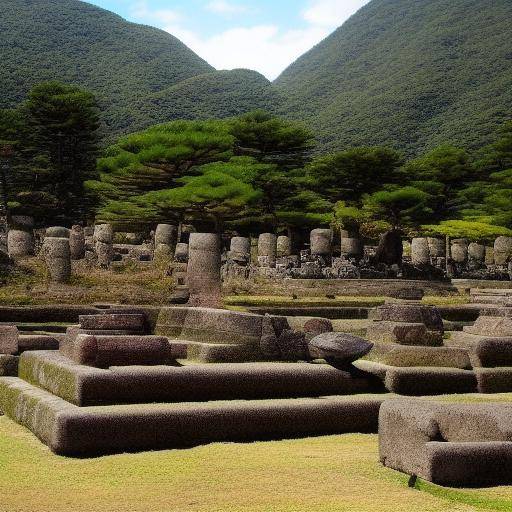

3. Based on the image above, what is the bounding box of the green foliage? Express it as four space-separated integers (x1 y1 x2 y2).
140 158 261 231
363 186 433 229
0 1 277 139
229 110 314 169
422 220 512 241
7 81 100 225
306 147 403 204
275 0 512 155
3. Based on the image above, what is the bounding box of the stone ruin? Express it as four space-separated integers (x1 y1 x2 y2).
0 234 512 487
2 217 511 284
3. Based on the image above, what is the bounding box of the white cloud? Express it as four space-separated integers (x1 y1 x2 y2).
130 0 370 80
206 0 247 15
302 0 368 28
130 1 181 25
165 23 329 80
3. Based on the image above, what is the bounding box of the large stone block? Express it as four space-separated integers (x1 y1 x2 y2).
69 334 171 368
309 332 373 365
174 242 189 262
0 325 18 355
18 351 374 406
95 241 113 268
379 399 512 486
366 321 443 346
79 314 146 332
187 233 222 308
365 343 471 369
369 304 444 331
0 376 384 456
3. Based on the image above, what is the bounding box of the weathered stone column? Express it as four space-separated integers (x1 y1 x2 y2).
46 226 70 238
310 229 332 257
43 237 71 283
468 242 485 263
69 225 85 260
427 238 445 258
277 235 292 257
258 233 277 267
187 233 222 308
154 224 177 259
411 237 430 265
340 237 363 260
7 229 34 258
230 237 251 263
451 239 468 264
495 237 512 266
93 224 113 268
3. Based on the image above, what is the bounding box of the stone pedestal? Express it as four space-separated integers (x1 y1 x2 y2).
69 225 85 260
310 229 332 256
7 229 34 258
187 233 222 308
43 237 71 283
258 233 277 268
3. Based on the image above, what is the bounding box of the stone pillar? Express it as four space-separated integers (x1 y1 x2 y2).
494 237 512 266
451 239 468 264
310 229 332 256
93 224 113 268
427 238 445 258
187 233 222 308
468 242 485 263
69 225 85 260
7 229 34 258
340 237 363 260
258 233 277 268
411 238 430 266
230 237 251 263
174 243 189 263
154 224 177 259
276 236 292 257
485 246 495 265
43 237 71 283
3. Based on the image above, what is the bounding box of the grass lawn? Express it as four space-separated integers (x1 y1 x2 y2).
1 416 512 512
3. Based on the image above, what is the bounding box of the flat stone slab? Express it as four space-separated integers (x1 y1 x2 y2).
63 335 172 368
19 351 374 406
355 361 477 395
309 333 373 364
365 343 471 369
0 377 384 456
79 314 146 332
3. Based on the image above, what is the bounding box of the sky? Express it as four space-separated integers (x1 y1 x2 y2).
86 0 371 80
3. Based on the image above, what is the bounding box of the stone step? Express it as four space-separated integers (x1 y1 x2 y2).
19 351 374 406
0 377 384 456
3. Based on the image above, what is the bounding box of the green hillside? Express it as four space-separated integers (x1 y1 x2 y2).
0 0 276 135
133 69 281 131
275 0 512 155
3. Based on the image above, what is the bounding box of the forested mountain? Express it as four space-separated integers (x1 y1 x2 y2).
2 0 512 154
0 0 276 136
275 0 512 155
132 69 281 132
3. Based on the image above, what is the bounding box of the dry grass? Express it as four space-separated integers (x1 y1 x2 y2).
0 257 175 305
0 416 488 512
